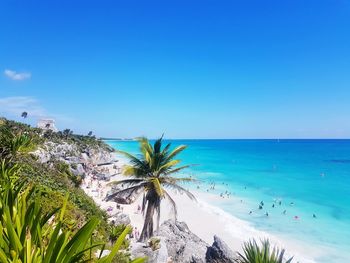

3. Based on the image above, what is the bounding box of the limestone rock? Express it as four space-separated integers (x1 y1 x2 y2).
159 220 208 263
206 235 236 263
109 213 131 226
131 238 169 263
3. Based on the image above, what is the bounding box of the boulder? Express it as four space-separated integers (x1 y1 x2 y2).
159 220 208 263
131 238 169 263
34 149 50 163
109 213 131 225
76 163 86 175
206 235 236 263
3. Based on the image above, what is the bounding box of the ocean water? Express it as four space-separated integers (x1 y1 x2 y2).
106 139 350 262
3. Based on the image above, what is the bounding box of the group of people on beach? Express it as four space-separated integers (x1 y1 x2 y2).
84 177 106 198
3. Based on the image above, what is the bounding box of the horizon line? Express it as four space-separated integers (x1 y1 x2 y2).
101 137 350 141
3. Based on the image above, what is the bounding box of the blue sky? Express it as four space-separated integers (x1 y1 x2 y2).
1 0 350 138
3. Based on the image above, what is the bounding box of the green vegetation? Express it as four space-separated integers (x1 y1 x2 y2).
0 159 140 262
107 136 196 242
0 118 109 240
110 225 128 243
0 125 35 158
0 117 145 262
148 238 161 251
236 239 293 263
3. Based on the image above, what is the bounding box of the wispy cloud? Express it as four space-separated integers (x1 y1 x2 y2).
0 96 73 123
0 97 44 117
4 69 31 80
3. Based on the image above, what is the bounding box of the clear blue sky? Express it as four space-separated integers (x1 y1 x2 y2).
1 0 350 139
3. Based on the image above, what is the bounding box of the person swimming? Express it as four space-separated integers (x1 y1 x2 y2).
313 214 317 218
283 210 287 215
249 211 252 214
272 204 275 208
260 201 264 206
259 205 263 209
265 212 269 216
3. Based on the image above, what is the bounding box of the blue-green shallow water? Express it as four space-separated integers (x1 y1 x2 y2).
106 139 350 262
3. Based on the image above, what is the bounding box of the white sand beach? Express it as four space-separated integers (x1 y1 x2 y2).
81 155 319 263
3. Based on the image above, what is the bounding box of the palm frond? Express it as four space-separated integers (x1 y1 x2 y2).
117 150 148 170
161 176 197 184
107 179 144 187
163 165 192 176
139 137 154 162
150 177 164 197
158 159 180 173
163 189 177 221
165 145 187 162
122 165 149 178
155 204 161 234
105 183 148 204
161 143 171 156
163 183 196 201
153 135 164 154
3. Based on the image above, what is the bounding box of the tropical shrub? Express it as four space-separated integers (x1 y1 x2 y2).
109 225 128 245
148 237 161 251
0 126 34 159
236 239 293 263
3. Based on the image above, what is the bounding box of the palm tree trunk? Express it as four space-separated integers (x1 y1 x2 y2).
139 199 156 242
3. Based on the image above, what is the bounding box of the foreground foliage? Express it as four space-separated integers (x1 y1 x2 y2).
236 239 293 263
107 136 196 242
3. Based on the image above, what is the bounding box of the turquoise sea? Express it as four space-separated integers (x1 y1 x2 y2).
106 139 350 263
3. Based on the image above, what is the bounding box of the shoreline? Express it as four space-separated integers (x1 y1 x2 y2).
169 189 319 263
179 191 319 263
81 154 319 263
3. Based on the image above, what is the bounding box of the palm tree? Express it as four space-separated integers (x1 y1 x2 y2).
106 136 196 242
21 111 28 119
63 128 73 138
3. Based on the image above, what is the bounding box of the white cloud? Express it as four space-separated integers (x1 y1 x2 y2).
0 96 73 123
4 69 31 80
